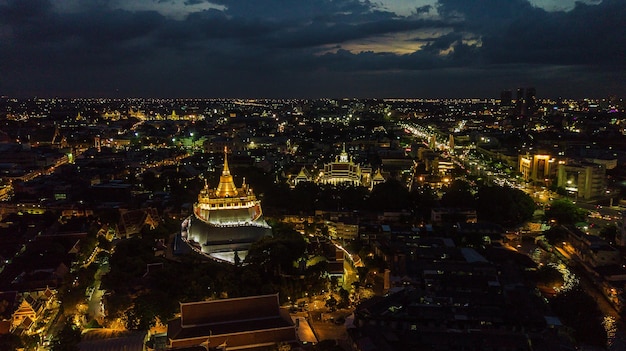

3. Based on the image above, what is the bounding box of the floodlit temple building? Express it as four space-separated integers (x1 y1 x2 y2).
167 294 296 349
317 144 377 188
319 144 365 186
290 144 386 190
180 149 272 263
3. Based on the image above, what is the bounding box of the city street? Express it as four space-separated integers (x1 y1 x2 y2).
288 293 353 349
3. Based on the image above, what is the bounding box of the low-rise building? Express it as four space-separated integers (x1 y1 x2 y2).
431 208 477 224
563 226 620 267
166 294 296 350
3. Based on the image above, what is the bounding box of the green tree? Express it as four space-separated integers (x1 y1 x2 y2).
291 182 318 212
475 185 535 226
550 287 606 347
367 179 410 211
325 295 337 311
141 170 161 191
246 223 306 275
124 297 157 331
410 185 438 221
59 282 87 317
544 199 587 225
599 224 618 244
543 226 569 246
0 334 23 350
440 180 475 208
77 234 98 263
21 334 40 349
338 185 369 211
102 291 132 321
96 208 121 226
97 235 113 251
330 276 339 291
51 320 81 351
533 265 565 289
338 288 350 309
357 267 369 284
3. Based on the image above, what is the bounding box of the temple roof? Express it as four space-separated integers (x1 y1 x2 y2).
168 294 293 341
373 169 385 181
215 147 238 198
296 166 310 180
180 294 281 327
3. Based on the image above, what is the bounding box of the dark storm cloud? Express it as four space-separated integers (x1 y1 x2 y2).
268 18 455 49
210 0 376 21
414 5 433 15
0 0 167 71
312 36 481 74
419 32 463 52
437 0 537 26
0 2 130 35
183 0 206 5
0 0 52 24
153 9 279 52
0 0 623 97
305 0 625 75
437 0 626 66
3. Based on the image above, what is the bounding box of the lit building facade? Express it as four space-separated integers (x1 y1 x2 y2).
518 154 555 184
292 166 312 187
557 162 606 200
180 149 272 263
318 144 373 187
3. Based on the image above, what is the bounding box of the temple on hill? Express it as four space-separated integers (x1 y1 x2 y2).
180 148 272 263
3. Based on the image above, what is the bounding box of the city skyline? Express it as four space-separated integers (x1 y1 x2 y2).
0 0 624 99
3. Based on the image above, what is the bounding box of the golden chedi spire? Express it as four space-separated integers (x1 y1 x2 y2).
215 147 238 198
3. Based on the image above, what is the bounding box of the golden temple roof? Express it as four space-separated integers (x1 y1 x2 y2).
215 147 239 198
373 168 385 181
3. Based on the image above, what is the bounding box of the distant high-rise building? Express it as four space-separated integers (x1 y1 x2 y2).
510 87 537 116
516 88 524 102
525 87 536 114
516 88 526 116
500 90 512 106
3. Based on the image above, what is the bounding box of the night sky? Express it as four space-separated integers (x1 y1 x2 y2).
1 0 624 99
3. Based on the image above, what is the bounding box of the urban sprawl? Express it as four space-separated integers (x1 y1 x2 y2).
0 93 625 350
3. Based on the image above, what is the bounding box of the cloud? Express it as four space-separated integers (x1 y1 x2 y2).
437 0 626 67
0 0 53 24
414 5 433 15
211 0 376 21
0 0 623 98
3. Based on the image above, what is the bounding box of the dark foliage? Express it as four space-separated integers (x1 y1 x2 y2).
51 321 81 351
550 287 607 347
475 185 535 226
544 199 588 225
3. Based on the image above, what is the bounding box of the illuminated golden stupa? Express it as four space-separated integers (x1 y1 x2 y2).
181 148 271 263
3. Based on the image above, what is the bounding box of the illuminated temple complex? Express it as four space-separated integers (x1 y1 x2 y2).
317 144 383 189
318 144 367 186
180 149 272 263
